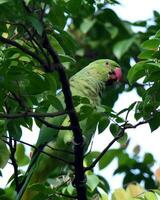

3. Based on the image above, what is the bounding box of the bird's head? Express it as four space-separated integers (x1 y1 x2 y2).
87 59 123 85
105 59 123 85
69 59 122 105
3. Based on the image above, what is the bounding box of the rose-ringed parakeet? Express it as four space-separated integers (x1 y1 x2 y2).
21 59 122 199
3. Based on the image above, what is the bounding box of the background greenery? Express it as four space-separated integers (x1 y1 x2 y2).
0 0 160 199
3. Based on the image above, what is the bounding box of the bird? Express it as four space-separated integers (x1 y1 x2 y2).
21 59 122 200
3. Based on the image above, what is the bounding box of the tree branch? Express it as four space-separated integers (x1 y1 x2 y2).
10 92 70 130
84 129 125 171
0 111 67 119
46 144 74 155
7 134 19 192
35 116 72 130
85 115 155 172
2 136 73 165
42 32 87 200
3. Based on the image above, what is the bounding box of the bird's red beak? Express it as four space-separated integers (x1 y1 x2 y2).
109 68 123 82
113 67 123 82
106 67 123 85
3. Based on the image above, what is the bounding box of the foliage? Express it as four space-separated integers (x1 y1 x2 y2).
0 0 160 199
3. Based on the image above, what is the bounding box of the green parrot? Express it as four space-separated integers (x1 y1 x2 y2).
20 59 122 200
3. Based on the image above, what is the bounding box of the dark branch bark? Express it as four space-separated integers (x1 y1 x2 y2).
0 110 71 130
35 116 72 130
85 129 125 171
0 111 67 119
7 135 19 192
85 115 155 171
42 32 87 200
2 136 73 165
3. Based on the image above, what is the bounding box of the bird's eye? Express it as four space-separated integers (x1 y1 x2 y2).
106 61 109 65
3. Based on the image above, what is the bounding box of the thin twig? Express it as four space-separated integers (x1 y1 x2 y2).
85 114 155 172
46 144 74 155
10 92 70 130
124 118 152 129
7 135 19 192
84 129 125 171
35 116 72 130
0 111 67 119
0 36 49 71
2 136 73 165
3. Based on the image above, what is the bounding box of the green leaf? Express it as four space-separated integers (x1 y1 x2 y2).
27 16 43 35
66 183 75 195
109 123 120 137
67 0 82 15
101 193 109 200
30 193 46 200
0 0 10 4
104 23 118 39
79 104 94 120
84 151 100 166
142 39 160 50
149 112 160 132
27 73 46 95
0 140 9 168
47 95 64 110
99 150 116 170
53 31 77 56
15 144 29 166
97 175 110 193
0 120 5 136
117 134 128 145
132 20 147 27
128 61 160 85
138 50 154 59
98 116 110 134
85 112 101 133
144 191 158 200
155 30 160 38
113 38 135 59
80 18 96 34
144 71 160 82
6 65 27 81
152 190 160 197
50 36 65 54
29 183 53 195
59 54 76 63
127 62 145 85
117 108 128 115
128 102 137 111
19 56 31 62
0 187 16 200
87 174 100 191
48 3 67 29
43 73 57 94
143 153 154 165
110 123 127 144
7 121 22 140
